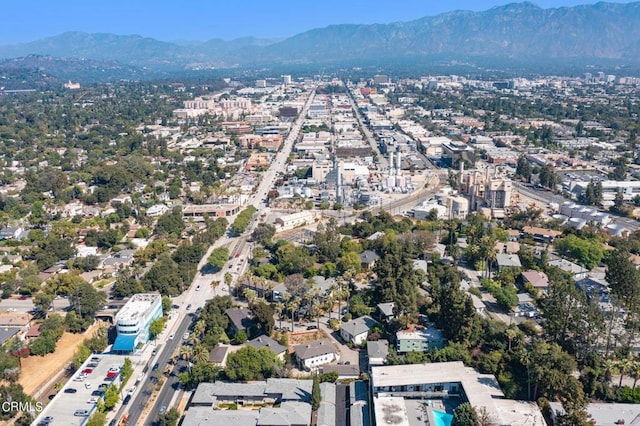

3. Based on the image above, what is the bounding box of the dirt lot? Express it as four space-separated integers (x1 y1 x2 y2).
20 324 98 396
288 330 326 345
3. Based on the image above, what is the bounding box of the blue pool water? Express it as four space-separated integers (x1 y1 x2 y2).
432 410 453 426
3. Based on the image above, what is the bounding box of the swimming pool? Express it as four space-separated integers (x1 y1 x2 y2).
432 409 453 426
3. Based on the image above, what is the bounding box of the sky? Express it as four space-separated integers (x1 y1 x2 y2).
1 0 636 44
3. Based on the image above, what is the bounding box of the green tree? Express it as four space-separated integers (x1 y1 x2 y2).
149 316 167 340
29 333 57 356
208 247 229 270
452 402 477 426
86 411 107 426
311 373 321 411
158 408 180 426
250 300 275 335
251 223 276 245
103 384 119 410
224 346 281 381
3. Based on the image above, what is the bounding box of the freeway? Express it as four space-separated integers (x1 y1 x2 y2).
131 86 318 424
514 182 640 232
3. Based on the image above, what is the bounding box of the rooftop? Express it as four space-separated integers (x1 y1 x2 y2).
294 339 338 360
371 362 545 425
115 293 161 323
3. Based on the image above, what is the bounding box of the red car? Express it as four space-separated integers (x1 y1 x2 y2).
18 296 27 300
82 368 93 374
106 371 118 379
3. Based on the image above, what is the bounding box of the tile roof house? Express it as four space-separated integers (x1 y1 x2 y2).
340 315 379 346
521 270 549 291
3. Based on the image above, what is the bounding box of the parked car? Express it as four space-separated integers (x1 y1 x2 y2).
159 406 167 414
183 332 190 340
306 325 318 330
168 333 175 340
64 388 77 394
74 410 89 417
151 348 157 356
152 363 160 372
123 395 131 405
84 383 92 389
186 304 192 310
41 416 53 424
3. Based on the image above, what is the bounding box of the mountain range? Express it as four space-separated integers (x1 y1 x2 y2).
1 1 640 80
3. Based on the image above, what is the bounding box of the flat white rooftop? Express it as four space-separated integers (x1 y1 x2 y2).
373 396 411 426
115 293 160 322
371 362 545 426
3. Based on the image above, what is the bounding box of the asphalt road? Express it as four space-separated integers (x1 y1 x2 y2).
117 313 195 425
345 84 387 171
120 86 319 424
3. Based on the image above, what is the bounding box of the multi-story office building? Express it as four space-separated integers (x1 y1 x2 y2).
113 293 163 352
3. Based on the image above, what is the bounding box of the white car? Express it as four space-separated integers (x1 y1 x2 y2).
183 332 190 340
127 386 136 395
168 333 175 340
87 397 98 404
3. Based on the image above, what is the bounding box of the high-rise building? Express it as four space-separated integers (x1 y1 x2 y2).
282 75 292 85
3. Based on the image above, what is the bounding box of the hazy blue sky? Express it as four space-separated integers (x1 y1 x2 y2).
1 0 635 44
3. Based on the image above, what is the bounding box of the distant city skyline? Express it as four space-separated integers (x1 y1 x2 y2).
1 0 636 45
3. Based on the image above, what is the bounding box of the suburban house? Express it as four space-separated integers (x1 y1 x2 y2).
359 250 380 270
321 364 360 380
367 340 389 366
522 226 563 243
396 324 446 353
340 315 380 346
0 227 23 240
209 345 230 367
225 307 257 338
495 253 522 271
548 258 589 280
521 270 549 293
470 294 486 315
376 302 395 322
294 339 339 370
247 335 288 361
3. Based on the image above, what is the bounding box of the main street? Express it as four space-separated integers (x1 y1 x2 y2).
345 83 387 171
130 86 318 425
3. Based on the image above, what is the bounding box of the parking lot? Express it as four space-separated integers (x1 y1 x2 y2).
34 354 125 425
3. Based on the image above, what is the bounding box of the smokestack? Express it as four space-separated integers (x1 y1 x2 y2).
396 149 402 176
388 150 394 177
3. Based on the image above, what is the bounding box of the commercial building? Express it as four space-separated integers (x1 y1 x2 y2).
371 362 545 426
113 293 162 352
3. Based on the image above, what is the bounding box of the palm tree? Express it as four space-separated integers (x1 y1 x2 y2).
603 358 617 383
243 288 257 303
274 302 285 329
288 296 301 330
630 360 640 390
505 325 518 352
192 344 209 364
193 320 206 344
618 357 633 388
180 345 193 373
